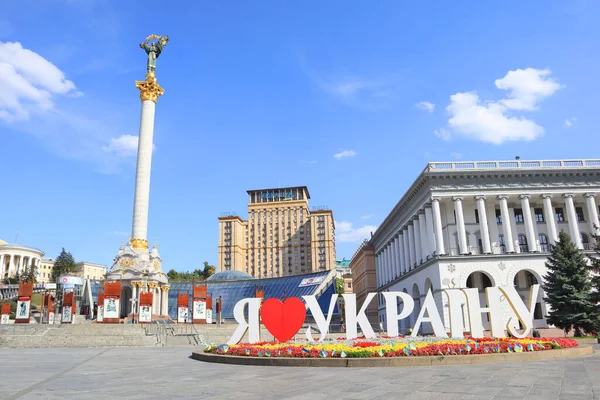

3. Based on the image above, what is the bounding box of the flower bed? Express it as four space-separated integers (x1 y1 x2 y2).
204 337 578 358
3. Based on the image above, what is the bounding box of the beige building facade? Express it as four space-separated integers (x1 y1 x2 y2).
76 261 107 280
349 240 378 325
218 186 336 278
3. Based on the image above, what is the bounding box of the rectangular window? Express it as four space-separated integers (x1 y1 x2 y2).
514 208 524 224
575 207 585 222
555 207 565 222
495 209 502 224
474 209 479 224
534 208 544 223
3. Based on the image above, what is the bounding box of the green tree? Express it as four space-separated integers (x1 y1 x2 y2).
21 263 37 283
543 231 595 336
335 278 344 295
51 248 77 281
201 261 216 280
167 269 179 280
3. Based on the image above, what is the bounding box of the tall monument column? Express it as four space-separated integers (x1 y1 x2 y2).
131 72 164 250
106 34 170 319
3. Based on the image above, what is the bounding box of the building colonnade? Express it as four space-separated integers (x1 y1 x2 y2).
375 192 599 288
130 281 170 316
0 253 43 280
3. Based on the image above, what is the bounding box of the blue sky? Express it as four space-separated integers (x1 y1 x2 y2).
1 1 599 271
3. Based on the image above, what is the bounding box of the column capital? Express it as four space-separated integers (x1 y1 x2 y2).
584 193 596 198
540 193 553 199
135 73 164 103
474 195 486 201
430 197 441 203
417 209 426 216
497 194 510 200
518 194 531 200
452 196 464 202
563 193 575 199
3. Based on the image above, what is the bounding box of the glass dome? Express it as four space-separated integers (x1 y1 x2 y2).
206 270 254 282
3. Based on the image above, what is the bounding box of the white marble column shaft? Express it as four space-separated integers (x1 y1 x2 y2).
585 193 599 235
424 206 436 257
475 196 492 253
132 99 157 241
564 194 583 249
407 224 416 269
431 199 445 254
413 218 422 265
453 197 468 254
402 230 410 273
520 195 538 252
418 213 428 261
498 196 515 252
541 195 558 244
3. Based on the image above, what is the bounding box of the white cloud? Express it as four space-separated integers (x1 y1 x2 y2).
336 221 377 243
102 134 156 158
495 68 562 111
436 68 561 145
333 150 357 160
360 215 372 220
0 41 80 121
416 101 435 112
564 117 577 127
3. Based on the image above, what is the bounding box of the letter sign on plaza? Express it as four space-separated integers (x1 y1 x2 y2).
227 284 540 344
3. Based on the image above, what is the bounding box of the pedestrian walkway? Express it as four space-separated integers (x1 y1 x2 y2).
0 345 598 399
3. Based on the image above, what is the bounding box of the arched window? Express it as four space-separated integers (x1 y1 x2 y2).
499 234 506 254
539 234 549 252
581 233 589 250
518 234 529 252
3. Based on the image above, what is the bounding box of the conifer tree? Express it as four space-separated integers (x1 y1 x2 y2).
543 231 595 336
51 248 77 282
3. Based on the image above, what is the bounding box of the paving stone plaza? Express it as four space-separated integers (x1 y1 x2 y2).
0 344 598 399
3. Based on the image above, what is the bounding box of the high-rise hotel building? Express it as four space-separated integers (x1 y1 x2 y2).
218 186 336 278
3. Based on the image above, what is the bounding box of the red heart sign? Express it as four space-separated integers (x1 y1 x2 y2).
260 297 306 343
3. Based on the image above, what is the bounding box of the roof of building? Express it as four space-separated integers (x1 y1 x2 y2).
336 259 351 267
206 270 255 282
0 239 6 245
247 186 311 199
0 242 44 254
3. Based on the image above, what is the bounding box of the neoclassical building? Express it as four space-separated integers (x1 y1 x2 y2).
0 240 44 281
352 159 600 335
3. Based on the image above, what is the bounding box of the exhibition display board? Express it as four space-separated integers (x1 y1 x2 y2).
177 293 189 323
1 303 10 324
103 281 121 324
15 281 33 324
97 290 104 323
138 291 153 323
62 291 75 324
192 284 212 324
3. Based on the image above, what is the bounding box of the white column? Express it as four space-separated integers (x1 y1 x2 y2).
132 285 138 314
584 193 599 236
498 195 515 252
402 229 410 273
391 239 398 280
398 231 405 275
375 254 380 287
520 195 538 252
387 245 394 283
541 194 558 244
0 254 4 276
383 247 389 284
453 197 468 254
418 212 429 261
132 99 158 242
8 254 14 277
413 218 422 265
475 196 492 254
564 194 583 249
431 198 445 255
407 224 416 270
424 206 436 258
162 289 169 316
17 256 23 275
